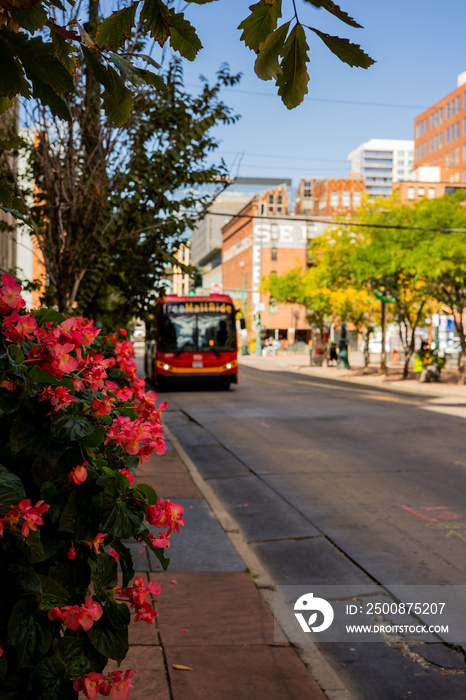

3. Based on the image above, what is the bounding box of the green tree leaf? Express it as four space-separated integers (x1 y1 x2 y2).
276 24 309 109
238 0 282 52
12 4 48 32
100 497 144 540
51 411 95 442
0 36 29 99
254 21 290 80
10 413 43 455
80 427 105 448
133 482 158 504
83 47 133 126
105 598 130 630
95 4 139 50
168 9 203 61
309 27 375 68
140 0 171 46
303 0 363 28
51 32 77 74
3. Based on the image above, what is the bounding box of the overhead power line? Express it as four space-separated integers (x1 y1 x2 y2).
186 83 426 110
205 209 466 234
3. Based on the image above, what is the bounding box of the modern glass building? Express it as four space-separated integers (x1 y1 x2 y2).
347 139 414 197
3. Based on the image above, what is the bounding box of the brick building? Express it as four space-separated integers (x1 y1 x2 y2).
294 176 364 215
392 166 466 203
221 187 329 344
414 72 466 182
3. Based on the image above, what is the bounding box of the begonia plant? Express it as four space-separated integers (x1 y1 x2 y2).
0 274 184 699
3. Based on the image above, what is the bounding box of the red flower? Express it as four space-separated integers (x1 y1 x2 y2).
68 461 89 484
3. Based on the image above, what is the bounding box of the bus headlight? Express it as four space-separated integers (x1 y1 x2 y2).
226 363 231 369
164 364 169 370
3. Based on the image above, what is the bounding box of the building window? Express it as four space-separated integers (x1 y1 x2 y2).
303 180 312 197
430 114 433 129
353 191 362 207
330 191 339 207
440 107 444 124
457 122 460 139
434 135 438 151
271 247 277 261
341 191 350 207
428 187 436 199
415 124 420 138
269 298 278 314
430 138 433 153
425 117 428 132
457 96 460 112
463 169 466 180
268 194 274 204
407 187 415 200
439 132 443 147
418 187 425 197
447 104 450 119
306 223 316 239
260 203 265 215
424 142 428 157
434 111 438 127
446 129 450 144
270 223 279 241
456 147 460 164
463 144 466 161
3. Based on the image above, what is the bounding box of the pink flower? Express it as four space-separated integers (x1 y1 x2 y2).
73 672 106 699
16 499 49 537
50 342 79 374
68 545 76 560
0 274 25 313
0 380 15 390
87 532 107 553
78 596 103 631
68 461 88 484
145 498 184 536
109 548 119 561
118 468 134 485
61 605 81 631
147 532 170 548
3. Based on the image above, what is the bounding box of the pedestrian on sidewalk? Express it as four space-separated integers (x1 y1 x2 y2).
329 341 338 366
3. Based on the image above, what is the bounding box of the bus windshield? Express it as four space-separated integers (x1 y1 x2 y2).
158 312 236 353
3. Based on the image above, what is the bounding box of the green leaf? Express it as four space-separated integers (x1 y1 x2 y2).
82 47 133 126
30 75 71 120
86 607 128 664
140 0 171 46
168 10 203 61
91 553 118 597
3 30 74 94
238 0 282 52
95 4 139 50
32 308 66 324
8 597 55 668
51 32 77 74
40 481 68 523
23 527 44 563
51 411 95 442
0 96 16 114
309 27 375 68
68 656 91 679
127 52 161 69
276 24 309 109
0 36 28 99
254 21 290 80
105 598 130 630
6 559 41 597
80 427 105 448
30 656 68 697
0 463 26 504
146 536 170 570
12 5 48 32
133 482 158 505
100 497 144 540
10 413 43 455
38 574 70 605
59 491 96 540
109 52 164 91
303 0 363 29
8 345 24 365
53 636 86 663
111 541 134 587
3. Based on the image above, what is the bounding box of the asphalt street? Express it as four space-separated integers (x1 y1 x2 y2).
158 365 466 700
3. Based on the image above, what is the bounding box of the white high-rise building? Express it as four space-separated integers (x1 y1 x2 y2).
348 138 414 197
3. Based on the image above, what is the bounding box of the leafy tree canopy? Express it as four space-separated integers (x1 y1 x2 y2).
0 0 375 124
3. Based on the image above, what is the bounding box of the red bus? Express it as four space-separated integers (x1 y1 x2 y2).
145 294 238 389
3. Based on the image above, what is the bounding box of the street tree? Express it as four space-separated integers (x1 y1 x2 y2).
332 195 434 377
411 193 466 383
7 59 239 324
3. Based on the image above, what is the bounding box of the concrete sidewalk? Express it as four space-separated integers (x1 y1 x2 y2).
123 436 330 700
239 352 466 399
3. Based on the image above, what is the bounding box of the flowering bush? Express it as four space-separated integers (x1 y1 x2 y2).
0 275 184 699
413 345 446 373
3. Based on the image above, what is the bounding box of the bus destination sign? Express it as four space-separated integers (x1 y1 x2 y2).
163 302 233 315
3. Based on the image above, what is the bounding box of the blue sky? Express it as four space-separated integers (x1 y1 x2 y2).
167 0 466 185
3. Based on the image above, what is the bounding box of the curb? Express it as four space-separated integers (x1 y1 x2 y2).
164 424 356 700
